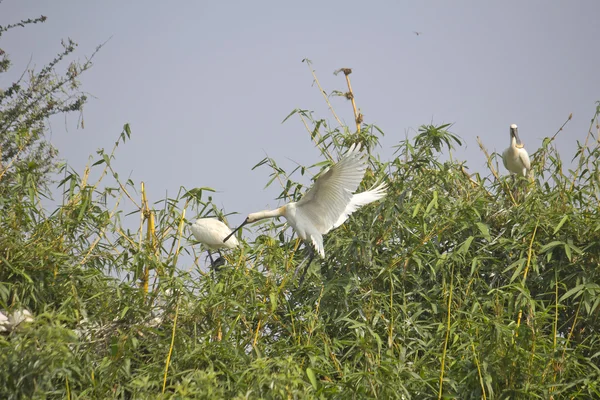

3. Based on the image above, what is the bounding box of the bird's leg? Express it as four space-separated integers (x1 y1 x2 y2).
295 245 316 288
205 250 214 265
213 250 225 271
515 174 526 203
206 250 216 274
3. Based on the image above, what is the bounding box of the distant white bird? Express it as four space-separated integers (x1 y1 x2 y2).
191 218 239 270
0 309 33 333
502 124 531 177
223 143 387 285
8 309 33 327
0 311 8 333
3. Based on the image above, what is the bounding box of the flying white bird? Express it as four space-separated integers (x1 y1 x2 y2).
223 143 387 285
502 124 531 177
190 218 239 271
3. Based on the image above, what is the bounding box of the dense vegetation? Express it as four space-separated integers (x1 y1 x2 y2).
1 13 600 400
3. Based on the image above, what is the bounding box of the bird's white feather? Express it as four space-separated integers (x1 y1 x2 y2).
502 153 509 171
331 182 387 230
502 147 530 176
519 148 531 171
191 218 239 250
237 143 387 261
502 124 531 177
296 143 367 234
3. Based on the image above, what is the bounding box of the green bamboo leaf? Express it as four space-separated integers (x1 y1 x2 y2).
412 203 421 218
470 258 478 276
476 222 491 241
251 157 269 170
553 215 569 234
424 191 438 215
458 236 474 255
270 292 277 312
564 243 572 261
540 241 564 253
281 108 299 124
306 368 318 390
77 196 89 222
507 258 526 283
560 284 585 302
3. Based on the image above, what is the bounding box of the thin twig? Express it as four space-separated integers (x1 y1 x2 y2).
569 109 598 191
298 113 334 161
304 59 343 127
477 136 518 206
79 192 124 265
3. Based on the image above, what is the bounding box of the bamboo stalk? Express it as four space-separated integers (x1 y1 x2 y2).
438 264 455 399
472 340 487 400
336 68 362 133
515 221 539 336
140 182 157 295
162 296 180 393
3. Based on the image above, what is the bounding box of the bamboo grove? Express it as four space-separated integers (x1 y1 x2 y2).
2 18 600 400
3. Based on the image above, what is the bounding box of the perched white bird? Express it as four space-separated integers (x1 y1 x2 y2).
0 309 33 333
223 143 387 284
0 311 8 333
190 218 239 270
502 124 531 177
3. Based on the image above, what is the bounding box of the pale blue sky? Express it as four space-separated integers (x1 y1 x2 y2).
2 1 599 227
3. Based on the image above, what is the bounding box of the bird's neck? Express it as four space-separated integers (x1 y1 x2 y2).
248 206 287 221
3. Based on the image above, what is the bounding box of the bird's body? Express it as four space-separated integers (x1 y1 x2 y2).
191 218 239 269
224 143 387 283
191 218 239 250
0 309 33 333
502 124 531 177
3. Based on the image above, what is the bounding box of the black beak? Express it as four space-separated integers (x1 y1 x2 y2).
511 126 523 147
223 219 249 243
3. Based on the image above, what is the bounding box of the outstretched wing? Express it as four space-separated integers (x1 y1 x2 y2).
330 182 387 232
297 143 368 234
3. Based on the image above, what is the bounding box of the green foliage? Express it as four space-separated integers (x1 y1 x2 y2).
2 16 600 398
3 106 600 398
0 12 101 191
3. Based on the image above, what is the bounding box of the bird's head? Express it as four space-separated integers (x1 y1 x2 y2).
510 124 524 148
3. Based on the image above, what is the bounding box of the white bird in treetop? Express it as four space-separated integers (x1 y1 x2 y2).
502 124 531 177
223 143 387 285
190 218 239 271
